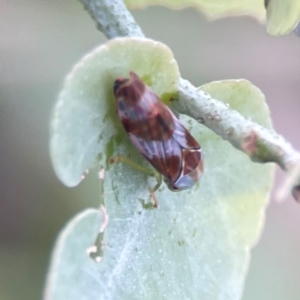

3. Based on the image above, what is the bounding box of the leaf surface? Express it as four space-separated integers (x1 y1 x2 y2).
265 0 300 35
47 49 274 300
50 37 180 187
125 0 265 22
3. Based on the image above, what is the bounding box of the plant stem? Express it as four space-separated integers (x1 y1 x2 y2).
175 78 299 169
81 0 144 38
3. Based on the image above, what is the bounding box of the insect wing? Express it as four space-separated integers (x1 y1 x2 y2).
114 72 203 190
129 132 182 184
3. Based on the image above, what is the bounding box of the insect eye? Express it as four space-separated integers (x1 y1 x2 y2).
113 78 128 94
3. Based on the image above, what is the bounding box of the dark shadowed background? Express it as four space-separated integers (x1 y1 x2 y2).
1 1 300 299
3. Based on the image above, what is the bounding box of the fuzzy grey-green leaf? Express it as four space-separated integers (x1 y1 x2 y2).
266 0 300 36
125 0 265 21
44 209 102 300
46 77 274 299
50 37 180 187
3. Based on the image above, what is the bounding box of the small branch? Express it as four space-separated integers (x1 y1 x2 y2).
174 79 300 169
79 0 300 200
81 0 144 38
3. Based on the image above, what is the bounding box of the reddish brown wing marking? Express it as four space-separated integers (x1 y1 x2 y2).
129 99 182 182
171 116 201 176
182 150 201 175
114 71 202 187
172 115 200 150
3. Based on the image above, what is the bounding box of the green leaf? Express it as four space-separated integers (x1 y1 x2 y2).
44 209 103 300
200 79 273 129
266 0 300 35
50 37 180 187
47 64 274 299
125 0 265 22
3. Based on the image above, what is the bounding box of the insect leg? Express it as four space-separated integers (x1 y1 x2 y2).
149 173 162 208
110 156 155 177
110 156 162 208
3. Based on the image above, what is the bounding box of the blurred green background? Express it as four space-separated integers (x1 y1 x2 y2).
1 1 300 299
